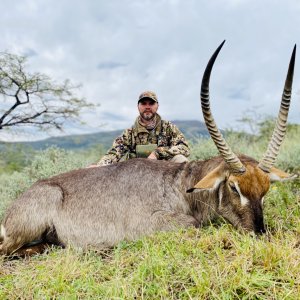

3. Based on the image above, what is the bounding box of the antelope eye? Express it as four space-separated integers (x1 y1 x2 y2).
229 184 239 194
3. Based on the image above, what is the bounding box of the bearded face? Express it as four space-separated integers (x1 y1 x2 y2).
138 99 159 121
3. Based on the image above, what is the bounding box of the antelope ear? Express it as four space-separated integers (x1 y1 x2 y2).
186 165 227 193
269 167 298 182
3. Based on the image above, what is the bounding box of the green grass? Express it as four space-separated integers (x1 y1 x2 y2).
0 127 300 299
190 126 300 173
1 223 300 299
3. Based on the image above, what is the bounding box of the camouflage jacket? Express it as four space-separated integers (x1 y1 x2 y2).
97 114 190 165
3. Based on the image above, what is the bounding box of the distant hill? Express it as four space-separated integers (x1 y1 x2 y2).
0 120 209 151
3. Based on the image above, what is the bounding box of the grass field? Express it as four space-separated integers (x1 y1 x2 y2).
0 128 299 299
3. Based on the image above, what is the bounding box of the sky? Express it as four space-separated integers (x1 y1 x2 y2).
1 0 300 141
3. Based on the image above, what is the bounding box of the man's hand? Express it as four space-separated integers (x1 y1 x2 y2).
148 152 158 160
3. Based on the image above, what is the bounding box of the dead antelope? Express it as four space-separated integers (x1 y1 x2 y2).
0 42 297 255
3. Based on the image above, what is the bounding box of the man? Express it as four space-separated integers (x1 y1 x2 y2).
93 91 190 166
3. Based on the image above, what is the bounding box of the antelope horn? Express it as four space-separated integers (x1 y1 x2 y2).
258 45 296 172
201 40 246 174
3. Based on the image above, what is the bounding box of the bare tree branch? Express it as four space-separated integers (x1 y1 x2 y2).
0 51 95 132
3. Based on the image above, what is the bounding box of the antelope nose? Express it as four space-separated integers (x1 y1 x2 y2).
255 224 266 235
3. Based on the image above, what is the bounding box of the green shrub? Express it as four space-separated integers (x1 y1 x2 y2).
0 144 35 174
0 146 93 219
190 124 300 173
25 146 90 181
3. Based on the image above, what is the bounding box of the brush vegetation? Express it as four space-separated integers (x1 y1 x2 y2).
0 123 300 299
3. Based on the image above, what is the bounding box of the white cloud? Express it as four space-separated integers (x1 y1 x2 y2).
0 0 300 141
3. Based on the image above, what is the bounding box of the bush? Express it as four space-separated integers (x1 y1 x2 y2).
25 146 90 181
190 124 300 173
0 144 35 174
0 146 94 220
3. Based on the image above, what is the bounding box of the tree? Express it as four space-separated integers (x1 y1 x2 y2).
0 52 94 133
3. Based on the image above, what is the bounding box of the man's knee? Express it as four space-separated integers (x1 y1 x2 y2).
170 155 189 163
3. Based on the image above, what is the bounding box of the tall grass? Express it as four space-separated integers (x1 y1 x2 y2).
190 125 300 172
0 126 300 299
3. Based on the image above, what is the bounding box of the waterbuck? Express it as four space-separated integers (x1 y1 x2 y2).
0 41 296 255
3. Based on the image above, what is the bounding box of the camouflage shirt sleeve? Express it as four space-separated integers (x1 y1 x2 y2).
97 129 132 166
155 122 190 160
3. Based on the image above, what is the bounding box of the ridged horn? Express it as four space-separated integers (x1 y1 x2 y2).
201 40 246 174
258 45 296 172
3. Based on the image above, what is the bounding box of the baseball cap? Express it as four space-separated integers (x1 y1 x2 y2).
138 91 158 103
